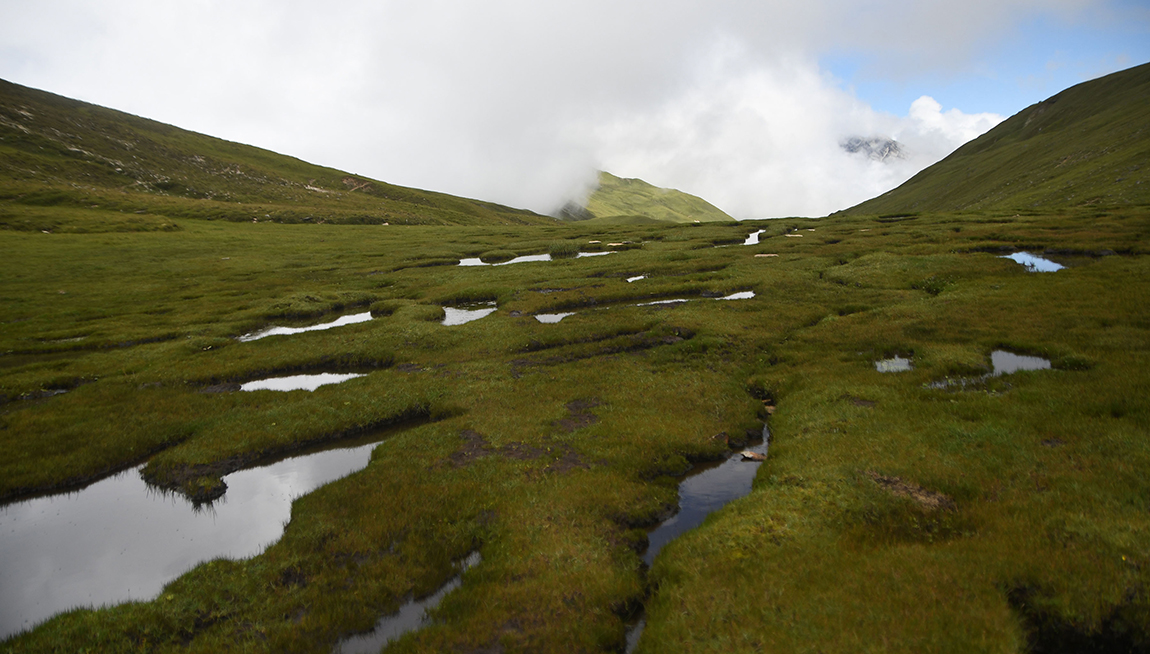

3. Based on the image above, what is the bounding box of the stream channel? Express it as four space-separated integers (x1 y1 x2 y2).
625 426 770 651
0 431 399 639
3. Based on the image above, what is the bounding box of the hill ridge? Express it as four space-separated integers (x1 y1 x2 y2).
840 62 1150 215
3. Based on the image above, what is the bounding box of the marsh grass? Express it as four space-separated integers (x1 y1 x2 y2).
1 203 1148 652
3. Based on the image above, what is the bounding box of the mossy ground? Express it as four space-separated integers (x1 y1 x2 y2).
1 206 1148 652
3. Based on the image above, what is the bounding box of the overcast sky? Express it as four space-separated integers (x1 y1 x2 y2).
2 1 1148 218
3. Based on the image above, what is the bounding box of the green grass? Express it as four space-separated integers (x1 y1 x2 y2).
1 205 1147 652
577 171 735 224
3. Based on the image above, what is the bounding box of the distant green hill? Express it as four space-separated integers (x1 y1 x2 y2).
566 171 733 224
0 79 550 227
840 62 1150 216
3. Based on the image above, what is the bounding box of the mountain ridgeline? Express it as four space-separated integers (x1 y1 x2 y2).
560 171 734 224
841 62 1150 216
0 79 550 228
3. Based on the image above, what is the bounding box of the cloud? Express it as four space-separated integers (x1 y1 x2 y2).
0 0 1101 217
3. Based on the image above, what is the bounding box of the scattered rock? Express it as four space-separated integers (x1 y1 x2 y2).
741 451 767 462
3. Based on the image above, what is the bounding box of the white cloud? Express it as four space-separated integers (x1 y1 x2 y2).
0 0 1098 217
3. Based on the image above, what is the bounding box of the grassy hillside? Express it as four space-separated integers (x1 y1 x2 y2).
0 79 551 227
578 171 734 223
841 62 1150 216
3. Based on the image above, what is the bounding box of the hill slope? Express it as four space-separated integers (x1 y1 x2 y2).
0 79 550 227
570 171 733 223
840 62 1150 215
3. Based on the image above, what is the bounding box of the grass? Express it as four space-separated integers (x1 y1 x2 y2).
578 171 735 224
0 205 1147 653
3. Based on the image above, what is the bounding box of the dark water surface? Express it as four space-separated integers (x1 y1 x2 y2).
333 552 482 653
626 428 770 650
0 437 389 638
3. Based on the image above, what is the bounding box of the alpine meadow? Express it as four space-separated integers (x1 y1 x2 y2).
1 62 1148 653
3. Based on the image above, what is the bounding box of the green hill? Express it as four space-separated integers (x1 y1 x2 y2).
0 79 551 227
570 171 734 224
840 62 1150 216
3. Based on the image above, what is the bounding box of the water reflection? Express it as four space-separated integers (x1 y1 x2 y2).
743 229 766 245
875 356 913 373
442 304 497 326
627 428 769 652
239 312 372 342
334 552 482 653
626 275 647 283
1000 252 1064 272
240 373 365 392
458 252 614 267
535 313 575 324
642 429 769 566
991 350 1051 375
0 439 386 638
718 291 755 300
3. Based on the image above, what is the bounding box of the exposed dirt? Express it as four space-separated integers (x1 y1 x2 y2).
866 471 955 511
554 398 602 433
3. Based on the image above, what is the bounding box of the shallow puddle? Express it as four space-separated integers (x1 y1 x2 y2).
626 428 769 651
239 312 372 342
0 436 391 639
442 303 497 326
333 552 482 653
927 350 1053 390
717 291 755 300
458 252 613 267
991 350 1051 375
875 356 913 373
535 313 575 324
240 372 365 392
743 229 765 245
1000 251 1065 272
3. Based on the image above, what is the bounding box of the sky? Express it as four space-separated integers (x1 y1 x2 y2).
1 1 1147 219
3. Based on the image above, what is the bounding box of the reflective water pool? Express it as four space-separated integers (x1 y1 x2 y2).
0 437 388 638
743 229 766 245
442 304 497 326
239 312 373 342
240 372 366 392
875 356 913 373
1000 251 1065 272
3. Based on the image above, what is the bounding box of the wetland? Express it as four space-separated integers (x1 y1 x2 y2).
1 207 1148 653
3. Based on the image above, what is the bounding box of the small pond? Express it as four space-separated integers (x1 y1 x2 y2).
0 436 391 639
239 312 373 342
743 229 766 246
875 356 913 373
926 350 1053 390
241 372 366 392
991 350 1051 375
333 552 482 654
442 303 497 326
1000 251 1065 273
535 313 575 324
718 291 755 300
